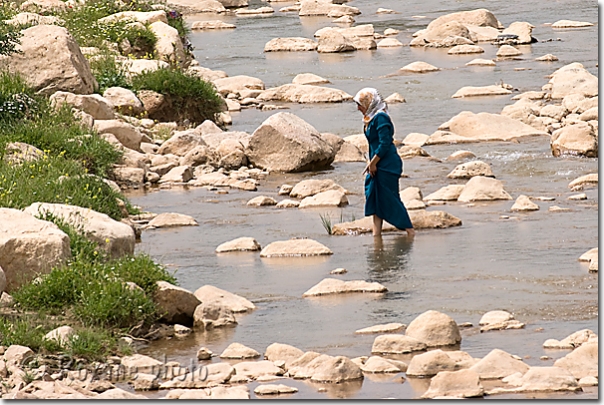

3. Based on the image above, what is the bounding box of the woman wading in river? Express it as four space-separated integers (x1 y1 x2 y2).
354 88 415 238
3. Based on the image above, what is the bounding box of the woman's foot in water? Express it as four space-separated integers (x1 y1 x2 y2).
406 228 415 237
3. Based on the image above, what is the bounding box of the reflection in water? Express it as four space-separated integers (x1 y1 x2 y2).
406 376 432 398
367 236 414 284
305 379 363 399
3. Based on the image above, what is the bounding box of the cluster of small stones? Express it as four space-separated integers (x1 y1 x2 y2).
1 309 597 399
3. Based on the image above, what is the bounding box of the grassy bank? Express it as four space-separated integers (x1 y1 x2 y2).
7 214 177 362
0 0 202 360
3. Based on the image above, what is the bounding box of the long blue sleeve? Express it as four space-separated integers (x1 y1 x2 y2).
372 113 394 159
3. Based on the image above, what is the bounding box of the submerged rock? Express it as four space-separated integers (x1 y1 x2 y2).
260 239 333 257
302 278 387 296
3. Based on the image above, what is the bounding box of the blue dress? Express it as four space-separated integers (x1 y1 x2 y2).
364 112 413 230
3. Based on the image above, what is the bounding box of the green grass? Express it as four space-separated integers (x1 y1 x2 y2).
0 315 132 362
0 156 129 220
131 68 224 125
13 254 176 326
0 71 132 220
0 4 21 57
319 213 333 235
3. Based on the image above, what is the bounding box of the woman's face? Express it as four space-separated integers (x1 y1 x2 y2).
357 103 367 115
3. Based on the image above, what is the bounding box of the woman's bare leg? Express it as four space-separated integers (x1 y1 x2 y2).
406 228 415 237
372 215 383 236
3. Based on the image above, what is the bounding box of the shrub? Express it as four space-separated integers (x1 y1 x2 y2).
90 54 131 94
131 68 224 125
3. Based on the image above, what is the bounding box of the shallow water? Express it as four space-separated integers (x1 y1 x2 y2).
127 0 598 399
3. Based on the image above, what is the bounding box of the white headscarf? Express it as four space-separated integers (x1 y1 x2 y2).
353 87 388 124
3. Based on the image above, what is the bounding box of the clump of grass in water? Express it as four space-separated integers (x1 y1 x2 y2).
320 211 357 235
320 213 333 235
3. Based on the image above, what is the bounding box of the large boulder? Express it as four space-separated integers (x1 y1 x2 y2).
302 278 387 296
212 75 265 97
158 131 207 156
548 63 598 100
103 87 145 116
264 343 305 370
550 122 598 157
317 30 356 53
257 84 352 103
553 342 598 379
406 310 461 347
193 302 237 329
94 120 143 151
501 22 534 44
457 176 512 202
298 0 360 17
543 329 598 349
422 369 484 398
371 334 427 354
149 21 186 65
193 285 255 313
2 25 97 95
23 203 135 259
264 37 318 52
427 8 501 30
469 349 529 379
407 210 462 230
299 190 348 208
447 160 494 179
0 209 71 291
411 20 474 47
446 111 548 142
406 349 460 377
153 281 201 325
50 91 115 120
290 179 346 198
309 356 363 383
260 238 333 257
245 112 335 172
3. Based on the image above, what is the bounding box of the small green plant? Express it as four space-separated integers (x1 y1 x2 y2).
320 211 356 235
22 370 36 384
320 213 333 235
123 25 157 58
131 68 224 125
90 54 131 94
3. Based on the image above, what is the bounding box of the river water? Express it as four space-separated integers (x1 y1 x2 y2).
126 0 598 399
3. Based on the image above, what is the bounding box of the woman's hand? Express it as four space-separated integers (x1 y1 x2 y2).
368 160 378 176
364 160 378 177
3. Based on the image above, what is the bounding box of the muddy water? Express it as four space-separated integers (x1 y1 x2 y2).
126 0 598 399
